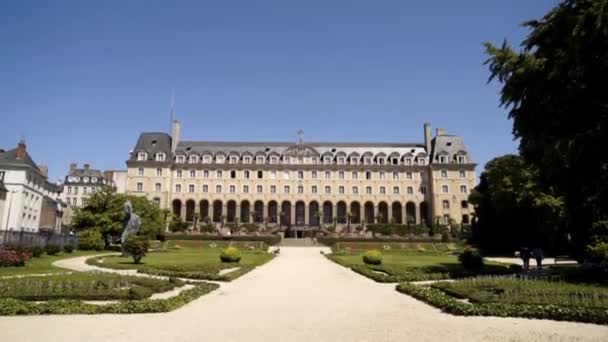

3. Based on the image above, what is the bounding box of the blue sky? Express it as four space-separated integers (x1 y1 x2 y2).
2 0 558 181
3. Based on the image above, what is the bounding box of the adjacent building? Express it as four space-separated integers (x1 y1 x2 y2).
60 163 115 225
0 140 63 233
126 121 476 235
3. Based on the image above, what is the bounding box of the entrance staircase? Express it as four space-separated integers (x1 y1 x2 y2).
280 238 315 247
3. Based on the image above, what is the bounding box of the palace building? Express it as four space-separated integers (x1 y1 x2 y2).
126 121 475 234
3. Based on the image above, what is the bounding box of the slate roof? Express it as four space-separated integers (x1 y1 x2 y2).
0 147 39 170
430 134 472 163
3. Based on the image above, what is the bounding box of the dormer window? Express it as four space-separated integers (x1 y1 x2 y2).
216 156 225 163
155 153 166 162
392 158 399 165
323 156 332 164
243 156 251 164
230 156 238 164
456 155 466 163
350 158 358 165
203 155 211 163
418 158 426 166
337 157 345 165
189 155 198 163
283 156 290 164
377 158 385 165
364 157 372 165
176 155 185 163
439 155 448 164
256 156 265 164
137 152 147 161
270 156 278 164
405 158 412 165
311 157 318 164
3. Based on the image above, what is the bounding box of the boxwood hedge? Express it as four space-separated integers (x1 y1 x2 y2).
165 234 281 246
396 283 608 325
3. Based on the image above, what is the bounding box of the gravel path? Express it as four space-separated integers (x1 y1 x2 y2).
0 247 606 342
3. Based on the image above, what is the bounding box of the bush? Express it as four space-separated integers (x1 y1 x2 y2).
78 230 104 251
458 248 483 271
128 285 154 300
219 246 241 263
63 244 74 253
44 244 61 256
587 242 608 265
0 247 32 267
362 249 383 265
30 246 44 258
441 232 451 242
123 236 150 263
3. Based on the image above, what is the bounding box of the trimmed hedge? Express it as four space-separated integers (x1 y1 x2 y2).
165 234 281 246
366 224 429 236
318 237 446 247
396 283 608 325
0 282 219 316
362 250 383 265
140 265 255 282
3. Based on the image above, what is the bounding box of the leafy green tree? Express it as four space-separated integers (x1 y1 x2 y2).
485 0 608 257
71 190 165 248
469 155 565 254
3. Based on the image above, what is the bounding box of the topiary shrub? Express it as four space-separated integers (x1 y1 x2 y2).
30 246 44 258
44 244 61 256
219 246 241 263
458 247 483 271
63 244 75 253
362 249 383 265
78 230 104 251
123 236 150 264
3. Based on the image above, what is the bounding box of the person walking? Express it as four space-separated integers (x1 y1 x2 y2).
520 247 531 272
532 247 544 271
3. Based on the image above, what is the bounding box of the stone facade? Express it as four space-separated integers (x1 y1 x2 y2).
60 163 114 225
126 122 476 231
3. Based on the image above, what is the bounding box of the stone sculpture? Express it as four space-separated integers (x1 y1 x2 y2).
121 200 141 256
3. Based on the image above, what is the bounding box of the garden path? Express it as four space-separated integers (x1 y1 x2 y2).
0 247 606 342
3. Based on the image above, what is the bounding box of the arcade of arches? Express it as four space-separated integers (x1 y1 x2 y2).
172 199 430 226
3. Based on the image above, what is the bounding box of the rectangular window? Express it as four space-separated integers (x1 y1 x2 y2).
230 170 236 179
156 168 162 176
283 171 290 179
420 186 427 194
339 186 344 194
339 171 344 179
441 170 448 178
137 152 146 161
270 185 276 193
379 172 385 180
442 185 449 193
459 170 466 178
352 171 358 180
217 170 222 179
365 171 372 180
407 186 413 194
216 156 225 163
338 157 345 165
67 186 72 195
325 171 331 180
352 186 358 194
311 157 318 164
405 158 412 165
406 172 413 180
380 186 386 194
230 185 235 193
256 156 264 164
325 186 331 194
244 170 250 179
258 170 263 179
189 155 198 163
138 168 144 176
202 185 208 193
190 170 196 178
350 158 358 165
324 157 332 164
244 185 250 193
83 187 87 195
243 156 251 164
284 186 290 194
393 187 399 194
311 171 317 179
175 184 181 192
176 155 185 163
366 186 372 194
298 171 304 179
81 198 86 206
443 200 450 209
298 186 304 194
460 185 467 193
189 184 195 193
311 186 317 194
203 170 209 178
257 185 263 193
392 171 399 180
270 156 278 164
216 185 222 193
155 183 161 192
203 155 211 163
176 170 182 178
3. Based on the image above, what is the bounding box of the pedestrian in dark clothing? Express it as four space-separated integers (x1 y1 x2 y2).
532 247 544 271
520 247 531 272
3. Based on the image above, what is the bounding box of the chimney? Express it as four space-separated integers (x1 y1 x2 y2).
70 163 77 173
38 164 48 178
16 139 26 159
171 120 180 153
436 128 445 136
424 123 432 154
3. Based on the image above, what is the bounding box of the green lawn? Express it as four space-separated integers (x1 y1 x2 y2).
432 276 608 309
327 251 520 282
0 250 103 277
88 244 273 281
0 272 184 301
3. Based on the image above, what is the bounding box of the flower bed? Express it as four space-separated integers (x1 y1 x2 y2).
396 282 608 325
0 282 218 315
0 247 32 267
